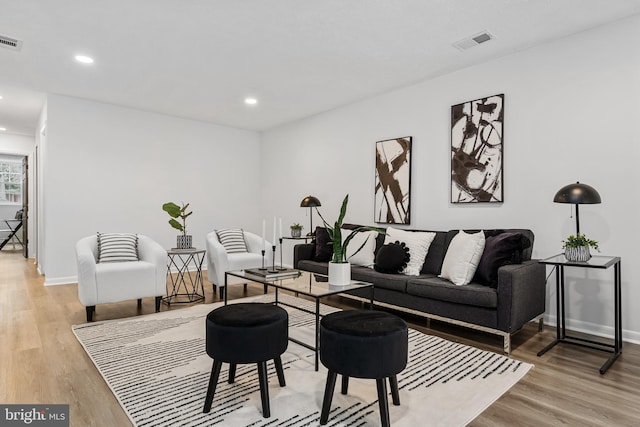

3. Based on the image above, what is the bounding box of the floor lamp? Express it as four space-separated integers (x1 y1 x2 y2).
553 181 601 235
300 196 321 238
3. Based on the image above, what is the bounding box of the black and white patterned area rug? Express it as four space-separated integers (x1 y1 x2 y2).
72 294 532 427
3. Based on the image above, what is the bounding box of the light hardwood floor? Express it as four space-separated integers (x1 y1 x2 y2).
1 250 638 426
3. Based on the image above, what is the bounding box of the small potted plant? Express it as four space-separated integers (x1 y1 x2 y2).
562 233 599 262
290 223 304 238
162 202 193 249
316 194 382 285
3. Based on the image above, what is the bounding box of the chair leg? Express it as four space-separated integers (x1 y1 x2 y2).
137 298 142 309
274 356 286 387
389 375 400 406
341 375 349 394
203 360 223 413
219 287 224 299
86 306 95 322
243 283 248 292
263 284 268 294
320 370 338 425
257 361 270 418
376 378 391 427
155 296 162 312
228 363 236 384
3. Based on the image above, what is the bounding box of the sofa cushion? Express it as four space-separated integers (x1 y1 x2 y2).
374 242 410 274
351 266 409 292
298 259 329 275
474 232 525 287
420 231 448 275
342 229 377 267
216 229 247 254
406 276 498 308
439 230 485 285
313 227 333 262
97 232 138 263
384 227 436 276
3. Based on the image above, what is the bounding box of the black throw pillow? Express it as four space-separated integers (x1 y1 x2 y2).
474 232 524 287
374 241 410 274
313 227 333 262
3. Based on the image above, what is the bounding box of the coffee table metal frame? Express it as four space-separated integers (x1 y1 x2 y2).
225 270 374 371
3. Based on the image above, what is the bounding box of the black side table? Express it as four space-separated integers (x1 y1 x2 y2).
163 248 206 305
537 254 621 374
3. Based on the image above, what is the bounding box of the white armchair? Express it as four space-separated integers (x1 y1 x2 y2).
206 230 272 298
76 234 167 321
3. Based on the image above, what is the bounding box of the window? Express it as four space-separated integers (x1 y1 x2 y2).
0 157 22 205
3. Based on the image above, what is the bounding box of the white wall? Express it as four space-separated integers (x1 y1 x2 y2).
0 132 36 256
261 15 640 342
42 95 262 284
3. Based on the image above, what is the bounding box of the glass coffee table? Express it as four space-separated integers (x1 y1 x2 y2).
224 270 374 371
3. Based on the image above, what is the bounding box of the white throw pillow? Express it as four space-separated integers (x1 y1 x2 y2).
383 227 436 276
341 229 378 267
439 230 486 286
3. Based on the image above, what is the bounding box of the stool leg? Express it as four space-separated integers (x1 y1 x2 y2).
376 378 391 427
341 375 349 394
389 375 400 406
257 361 271 418
203 360 223 413
274 357 286 387
228 363 237 384
320 370 337 425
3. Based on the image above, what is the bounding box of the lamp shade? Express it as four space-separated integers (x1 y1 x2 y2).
300 196 322 208
553 182 601 205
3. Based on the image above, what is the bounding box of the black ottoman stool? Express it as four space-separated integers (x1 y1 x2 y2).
203 302 288 418
319 310 408 427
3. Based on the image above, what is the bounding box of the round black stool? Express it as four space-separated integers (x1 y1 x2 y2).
319 310 408 427
203 302 288 418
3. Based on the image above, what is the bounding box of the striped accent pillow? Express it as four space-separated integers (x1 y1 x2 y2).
97 233 139 263
216 229 248 254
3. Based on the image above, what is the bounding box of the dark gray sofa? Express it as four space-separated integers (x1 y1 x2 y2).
294 228 546 353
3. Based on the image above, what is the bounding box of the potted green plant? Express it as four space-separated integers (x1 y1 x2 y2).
562 233 599 261
290 223 304 238
162 202 193 249
316 194 382 285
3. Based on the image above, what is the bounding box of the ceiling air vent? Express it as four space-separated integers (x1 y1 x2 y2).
0 34 23 51
453 31 494 51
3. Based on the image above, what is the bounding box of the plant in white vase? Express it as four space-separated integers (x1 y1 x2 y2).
316 194 382 285
562 233 599 262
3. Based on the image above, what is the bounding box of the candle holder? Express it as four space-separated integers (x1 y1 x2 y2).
259 249 267 271
268 245 278 273
277 237 286 270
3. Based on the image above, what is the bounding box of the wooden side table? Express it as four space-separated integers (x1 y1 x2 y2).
163 248 206 305
537 254 621 374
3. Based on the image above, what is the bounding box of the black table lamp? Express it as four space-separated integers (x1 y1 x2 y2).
300 196 321 237
553 182 601 235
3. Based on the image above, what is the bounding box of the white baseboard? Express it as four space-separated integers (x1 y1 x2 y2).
44 276 77 286
543 314 640 345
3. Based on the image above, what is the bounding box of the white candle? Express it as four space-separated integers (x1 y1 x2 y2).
279 218 282 239
272 216 276 245
262 219 266 250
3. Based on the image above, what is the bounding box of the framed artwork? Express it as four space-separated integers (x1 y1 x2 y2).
375 136 412 224
451 94 504 203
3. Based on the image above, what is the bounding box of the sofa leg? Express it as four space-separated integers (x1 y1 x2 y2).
538 317 544 333
503 334 511 354
86 306 95 322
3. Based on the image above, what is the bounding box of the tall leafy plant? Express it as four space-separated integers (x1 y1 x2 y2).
162 202 192 237
316 194 382 263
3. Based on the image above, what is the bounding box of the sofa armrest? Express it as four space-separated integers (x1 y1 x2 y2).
496 260 546 333
206 232 230 286
76 236 98 307
294 243 315 269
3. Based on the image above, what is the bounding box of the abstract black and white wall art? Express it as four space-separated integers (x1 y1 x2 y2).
451 94 504 203
375 137 411 224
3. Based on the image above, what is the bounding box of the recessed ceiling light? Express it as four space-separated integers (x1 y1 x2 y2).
75 55 94 64
0 127 7 131
244 97 258 105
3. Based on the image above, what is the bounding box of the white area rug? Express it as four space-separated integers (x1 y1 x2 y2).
72 294 532 426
